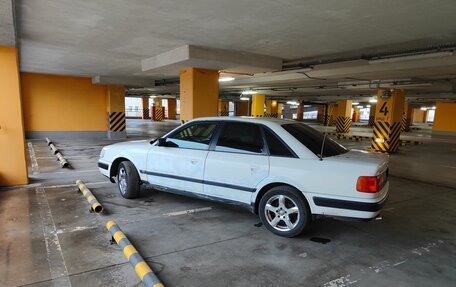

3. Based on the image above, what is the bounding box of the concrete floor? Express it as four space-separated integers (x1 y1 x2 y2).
1 119 455 287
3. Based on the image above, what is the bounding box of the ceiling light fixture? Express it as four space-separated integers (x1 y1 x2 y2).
241 90 258 95
352 102 359 105
240 97 250 101
219 77 235 82
369 99 378 103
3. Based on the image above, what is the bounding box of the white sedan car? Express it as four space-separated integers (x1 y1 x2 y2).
98 117 389 237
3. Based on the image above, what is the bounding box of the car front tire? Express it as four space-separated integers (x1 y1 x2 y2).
117 161 140 199
259 186 310 237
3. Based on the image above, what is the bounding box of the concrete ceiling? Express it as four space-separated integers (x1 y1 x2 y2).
0 0 15 46
10 0 456 101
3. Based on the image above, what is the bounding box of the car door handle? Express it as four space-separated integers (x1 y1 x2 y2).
191 160 199 165
250 166 261 172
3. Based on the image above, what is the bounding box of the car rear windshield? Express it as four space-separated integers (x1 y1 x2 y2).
282 123 348 158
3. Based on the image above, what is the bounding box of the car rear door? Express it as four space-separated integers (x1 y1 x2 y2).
146 122 218 195
203 122 269 204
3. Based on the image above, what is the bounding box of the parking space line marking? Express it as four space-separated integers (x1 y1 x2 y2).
42 181 111 189
36 187 72 287
28 142 39 175
39 169 100 175
163 206 213 216
441 165 456 169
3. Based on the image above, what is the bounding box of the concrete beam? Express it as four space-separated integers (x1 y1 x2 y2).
141 45 283 76
0 0 16 46
92 76 155 88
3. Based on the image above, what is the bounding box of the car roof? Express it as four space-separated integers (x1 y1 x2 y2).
188 116 297 127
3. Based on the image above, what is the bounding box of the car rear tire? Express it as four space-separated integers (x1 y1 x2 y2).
117 161 140 199
259 186 310 237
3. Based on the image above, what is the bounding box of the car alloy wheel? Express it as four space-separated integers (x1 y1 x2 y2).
264 194 300 232
118 167 128 195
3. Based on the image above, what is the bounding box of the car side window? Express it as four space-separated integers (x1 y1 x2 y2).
166 122 217 150
263 128 295 157
215 122 264 154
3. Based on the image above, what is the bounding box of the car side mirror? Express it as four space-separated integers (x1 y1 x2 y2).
157 138 167 146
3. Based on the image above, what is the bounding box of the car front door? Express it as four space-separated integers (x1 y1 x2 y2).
203 122 269 204
146 122 218 195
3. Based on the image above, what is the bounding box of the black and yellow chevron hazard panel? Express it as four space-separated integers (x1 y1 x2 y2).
143 108 150 119
106 221 164 287
108 112 126 132
219 110 229 116
153 107 164 121
180 119 188 125
401 115 410 132
371 121 401 153
335 116 351 133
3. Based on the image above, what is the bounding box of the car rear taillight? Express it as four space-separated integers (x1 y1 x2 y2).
356 176 378 193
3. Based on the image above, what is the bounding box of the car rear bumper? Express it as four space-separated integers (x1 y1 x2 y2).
313 194 388 212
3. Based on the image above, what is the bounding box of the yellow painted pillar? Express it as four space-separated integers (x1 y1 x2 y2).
371 89 405 153
326 104 337 125
106 85 126 139
401 103 413 132
277 103 283 119
369 104 376 126
317 105 326 123
296 103 304 120
218 99 229 116
140 96 150 119
152 98 164 121
352 107 360 122
167 98 177 120
433 102 456 133
179 68 219 123
0 46 28 186
251 94 265 117
335 100 352 133
236 101 249 116
265 100 278 117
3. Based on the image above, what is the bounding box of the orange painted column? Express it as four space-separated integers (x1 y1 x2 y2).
371 89 405 153
106 85 126 139
296 103 304 120
335 100 352 133
0 47 28 186
179 68 219 123
167 98 177 120
235 101 249 116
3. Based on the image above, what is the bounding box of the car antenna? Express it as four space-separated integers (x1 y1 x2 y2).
319 104 331 161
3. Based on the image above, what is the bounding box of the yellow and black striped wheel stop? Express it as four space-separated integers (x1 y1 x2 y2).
106 221 164 287
76 179 103 213
108 112 126 132
335 116 350 133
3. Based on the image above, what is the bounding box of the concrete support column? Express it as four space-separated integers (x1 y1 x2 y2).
218 99 229 116
167 98 177 120
335 100 352 133
433 102 456 134
0 46 28 186
317 105 326 123
401 103 413 132
140 96 150 119
251 94 265 117
265 100 278 118
352 107 360 122
296 103 304 120
326 104 337 126
106 85 126 139
369 104 376 126
235 101 249 116
277 104 283 119
371 89 405 153
179 68 219 123
282 105 293 119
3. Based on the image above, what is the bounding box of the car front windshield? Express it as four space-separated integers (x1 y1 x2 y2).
282 123 348 158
